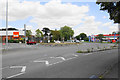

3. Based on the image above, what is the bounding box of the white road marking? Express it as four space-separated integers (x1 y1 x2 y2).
10 66 26 73
49 61 64 66
72 54 78 57
0 66 9 70
49 56 77 66
66 57 76 60
50 57 66 61
33 60 49 65
21 66 26 73
7 72 25 79
84 53 93 55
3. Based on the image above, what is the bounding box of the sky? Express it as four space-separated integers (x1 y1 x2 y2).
0 0 118 36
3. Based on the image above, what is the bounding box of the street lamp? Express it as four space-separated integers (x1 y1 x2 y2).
6 0 8 49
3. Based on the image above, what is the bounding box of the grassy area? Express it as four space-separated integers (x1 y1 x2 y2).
39 42 81 45
76 50 89 53
84 41 117 44
76 45 117 53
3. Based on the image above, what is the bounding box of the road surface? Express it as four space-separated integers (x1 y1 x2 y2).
1 43 118 79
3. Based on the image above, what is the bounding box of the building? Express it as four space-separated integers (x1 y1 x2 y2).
0 28 25 42
91 34 120 42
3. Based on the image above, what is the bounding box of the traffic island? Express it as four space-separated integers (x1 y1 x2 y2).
76 46 118 54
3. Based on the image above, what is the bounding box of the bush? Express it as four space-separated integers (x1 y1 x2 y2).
8 40 19 43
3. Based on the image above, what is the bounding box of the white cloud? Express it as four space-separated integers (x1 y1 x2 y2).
0 0 118 36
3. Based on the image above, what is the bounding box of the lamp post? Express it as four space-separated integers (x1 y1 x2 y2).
6 0 8 49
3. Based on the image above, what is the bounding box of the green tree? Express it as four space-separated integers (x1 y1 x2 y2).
75 33 87 41
26 30 32 40
35 29 43 42
112 31 116 34
42 27 50 43
96 1 120 23
50 30 61 41
35 29 43 37
96 34 104 43
42 27 50 36
60 26 74 41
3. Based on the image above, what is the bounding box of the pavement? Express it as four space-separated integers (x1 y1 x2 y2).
0 43 118 79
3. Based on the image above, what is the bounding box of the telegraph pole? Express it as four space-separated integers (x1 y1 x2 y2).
24 24 26 46
6 0 8 49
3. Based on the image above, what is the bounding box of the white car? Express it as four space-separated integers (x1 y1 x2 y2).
55 40 61 43
76 40 80 43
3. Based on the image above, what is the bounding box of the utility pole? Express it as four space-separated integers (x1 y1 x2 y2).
6 0 8 49
24 24 26 46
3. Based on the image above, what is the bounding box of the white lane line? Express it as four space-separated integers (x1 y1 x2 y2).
66 57 76 61
72 54 78 57
7 72 25 79
33 60 49 65
50 57 66 61
49 57 77 66
10 66 26 73
0 66 9 70
84 53 93 55
49 60 64 66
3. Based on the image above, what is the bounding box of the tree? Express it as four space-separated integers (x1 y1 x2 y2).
50 30 61 41
42 27 50 43
26 30 32 40
60 26 74 41
75 33 87 41
96 1 120 23
42 27 50 36
95 34 104 43
35 29 43 42
80 33 87 40
112 31 116 34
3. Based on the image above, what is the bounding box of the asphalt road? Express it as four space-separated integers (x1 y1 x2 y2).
1 43 118 79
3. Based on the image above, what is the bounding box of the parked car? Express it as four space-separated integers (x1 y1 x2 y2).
27 40 36 45
75 40 80 43
55 40 61 43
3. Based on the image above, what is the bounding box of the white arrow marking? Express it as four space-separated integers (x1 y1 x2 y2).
7 66 26 79
10 66 26 73
50 57 66 61
33 60 49 65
